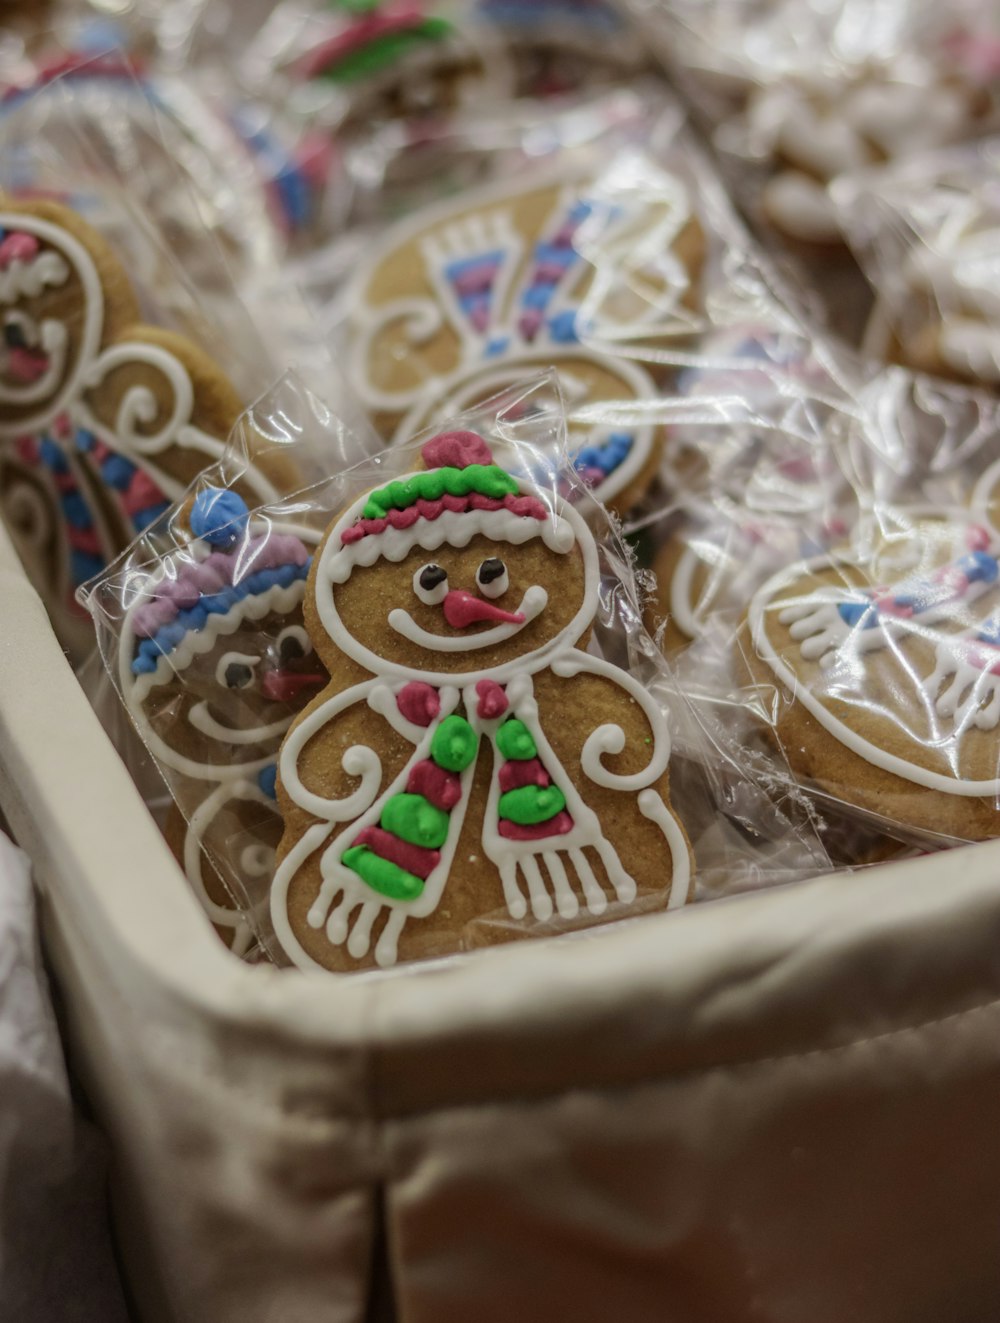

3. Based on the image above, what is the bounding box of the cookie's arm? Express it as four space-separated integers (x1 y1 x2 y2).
551 652 671 792
279 679 383 824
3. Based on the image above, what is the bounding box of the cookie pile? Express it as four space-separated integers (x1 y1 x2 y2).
6 0 1000 973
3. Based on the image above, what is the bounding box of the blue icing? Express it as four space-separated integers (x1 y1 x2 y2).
99 452 136 489
131 561 311 675
258 765 278 800
547 310 578 343
837 600 876 629
532 241 578 268
39 437 68 473
485 335 510 357
960 551 999 584
60 491 92 530
70 550 105 586
191 487 249 548
978 615 1000 646
573 433 634 476
444 250 504 280
73 427 96 453
131 500 171 532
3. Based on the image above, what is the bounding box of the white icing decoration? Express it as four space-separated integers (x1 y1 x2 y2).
669 541 715 641
325 507 575 583
0 249 69 303
749 546 1000 796
388 585 547 652
187 701 294 745
271 469 692 972
345 169 682 504
0 319 70 407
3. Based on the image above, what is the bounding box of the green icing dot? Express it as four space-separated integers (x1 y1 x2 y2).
380 793 449 848
362 465 518 519
430 714 478 773
498 784 567 825
341 845 424 901
496 718 537 761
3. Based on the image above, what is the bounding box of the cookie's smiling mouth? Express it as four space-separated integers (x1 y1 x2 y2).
0 316 68 405
388 585 548 652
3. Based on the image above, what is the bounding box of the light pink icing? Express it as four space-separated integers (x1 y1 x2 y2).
422 430 495 469
475 678 509 719
442 590 525 628
397 680 441 727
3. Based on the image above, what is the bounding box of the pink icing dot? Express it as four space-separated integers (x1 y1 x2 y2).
121 469 168 519
386 505 420 530
341 525 365 545
421 430 494 470
397 681 440 727
0 232 39 267
475 678 508 719
469 493 504 512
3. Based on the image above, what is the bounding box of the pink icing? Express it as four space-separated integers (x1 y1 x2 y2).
498 810 574 841
397 681 440 727
498 757 549 793
475 678 508 719
407 759 462 811
442 590 525 629
352 825 439 881
421 430 494 470
121 469 168 519
7 346 48 383
0 232 39 268
339 490 548 547
131 533 310 637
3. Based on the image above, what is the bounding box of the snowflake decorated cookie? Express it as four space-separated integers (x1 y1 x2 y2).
345 169 705 513
117 489 327 951
271 429 692 973
746 512 1000 839
0 198 293 652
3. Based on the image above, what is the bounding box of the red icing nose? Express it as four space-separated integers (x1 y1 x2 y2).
260 670 326 702
442 589 525 629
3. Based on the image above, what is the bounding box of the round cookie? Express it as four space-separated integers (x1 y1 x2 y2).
117 489 328 949
272 429 692 973
745 512 1000 840
345 169 706 513
0 198 294 652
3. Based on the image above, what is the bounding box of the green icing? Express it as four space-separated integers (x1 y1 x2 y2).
380 792 449 848
496 718 537 761
430 714 478 773
317 20 452 84
498 784 567 825
362 465 518 519
342 845 425 901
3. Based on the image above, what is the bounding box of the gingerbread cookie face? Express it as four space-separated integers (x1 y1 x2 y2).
118 489 327 945
272 430 692 973
747 512 1000 838
0 199 284 648
347 171 705 511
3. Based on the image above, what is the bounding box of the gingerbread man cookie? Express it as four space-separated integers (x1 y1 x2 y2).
746 511 1000 839
0 198 291 651
272 430 692 972
118 488 327 951
346 169 705 513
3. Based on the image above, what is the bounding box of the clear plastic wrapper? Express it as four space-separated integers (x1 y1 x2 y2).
0 73 347 658
624 0 1000 341
832 138 1000 388
85 371 830 972
310 93 855 522
665 365 1000 859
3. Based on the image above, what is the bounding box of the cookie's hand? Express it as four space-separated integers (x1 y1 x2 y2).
279 680 384 823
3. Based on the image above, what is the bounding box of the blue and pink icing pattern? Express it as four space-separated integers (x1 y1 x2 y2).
836 548 1000 632
130 491 312 677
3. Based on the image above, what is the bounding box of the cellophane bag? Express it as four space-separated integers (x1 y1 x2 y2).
623 0 1000 342
683 363 1000 860
832 138 1000 389
84 370 831 973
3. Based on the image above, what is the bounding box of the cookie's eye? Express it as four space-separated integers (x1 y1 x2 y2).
476 558 508 598
414 563 448 605
276 625 312 664
3 311 30 349
216 652 259 689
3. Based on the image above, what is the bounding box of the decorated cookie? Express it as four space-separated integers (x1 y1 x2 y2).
271 429 692 973
346 170 705 512
116 488 327 949
0 198 292 651
746 511 1000 839
749 71 985 245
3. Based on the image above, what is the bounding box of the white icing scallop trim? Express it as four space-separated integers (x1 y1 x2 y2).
388 585 547 652
749 557 1000 796
324 506 574 583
